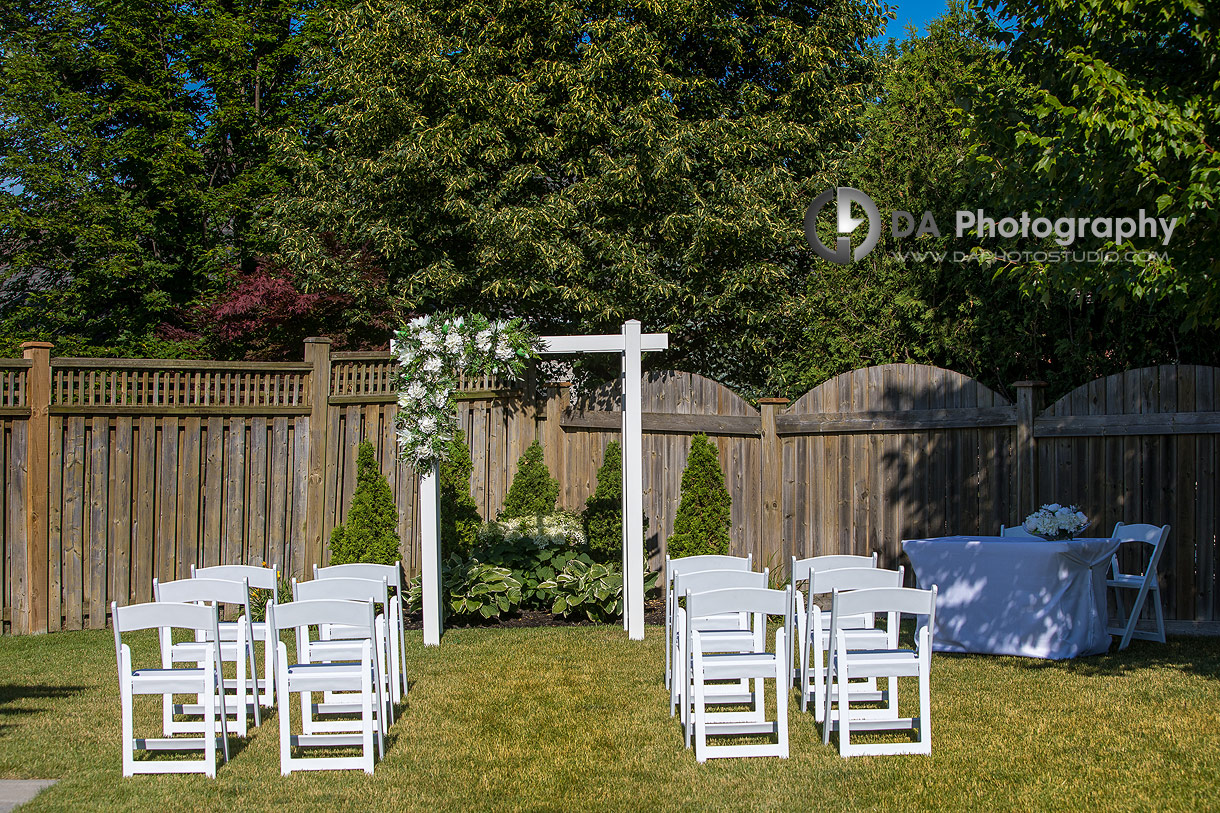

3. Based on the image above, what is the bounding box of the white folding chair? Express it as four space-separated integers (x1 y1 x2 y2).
1106 522 1171 649
790 553 878 683
293 576 396 729
315 562 408 701
823 585 937 757
798 566 904 722
193 563 281 707
671 568 769 727
112 600 229 777
687 586 792 762
664 554 752 693
269 598 385 774
999 525 1038 538
153 577 261 737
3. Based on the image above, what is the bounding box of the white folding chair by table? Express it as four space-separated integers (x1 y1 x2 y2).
664 554 752 693
293 576 395 729
999 525 1038 538
193 563 280 707
153 577 261 737
823 585 937 757
790 554 878 683
798 566 904 722
687 586 792 762
269 598 385 775
112 600 229 777
315 562 408 701
1106 522 1171 650
671 568 769 728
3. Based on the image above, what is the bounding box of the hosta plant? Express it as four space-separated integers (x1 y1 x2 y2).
407 554 522 621
540 560 624 623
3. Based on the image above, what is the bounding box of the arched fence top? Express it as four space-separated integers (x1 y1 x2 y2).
1041 365 1220 417
786 364 1011 419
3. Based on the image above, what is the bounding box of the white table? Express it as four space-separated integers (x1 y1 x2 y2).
901 535 1121 659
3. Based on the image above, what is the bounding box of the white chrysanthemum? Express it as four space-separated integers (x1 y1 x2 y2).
432 390 448 408
419 415 437 434
410 315 430 329
476 330 493 353
445 332 463 353
420 331 440 350
406 382 425 400
423 356 442 373
495 340 514 361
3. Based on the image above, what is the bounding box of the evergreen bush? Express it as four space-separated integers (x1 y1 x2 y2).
666 433 731 558
583 441 623 564
498 439 559 519
329 440 401 565
440 430 482 558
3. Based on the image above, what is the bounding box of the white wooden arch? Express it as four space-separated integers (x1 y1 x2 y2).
417 320 668 645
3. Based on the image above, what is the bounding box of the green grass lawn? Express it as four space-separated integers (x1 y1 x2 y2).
0 626 1217 812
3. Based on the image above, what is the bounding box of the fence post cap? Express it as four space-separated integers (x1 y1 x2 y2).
757 397 790 405
303 336 333 345
1012 380 1047 388
20 341 53 351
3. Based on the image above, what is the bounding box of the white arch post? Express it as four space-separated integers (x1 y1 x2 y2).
413 320 667 645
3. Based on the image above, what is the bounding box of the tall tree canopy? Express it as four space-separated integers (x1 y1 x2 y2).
268 0 888 392
0 0 336 356
967 0 1219 328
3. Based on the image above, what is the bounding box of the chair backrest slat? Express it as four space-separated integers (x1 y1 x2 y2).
154 577 251 607
810 566 903 595
687 586 791 619
314 562 404 590
674 568 767 599
193 564 279 592
999 525 1038 538
832 586 936 619
294 576 388 604
115 600 218 633
666 554 752 586
269 599 375 635
791 553 877 584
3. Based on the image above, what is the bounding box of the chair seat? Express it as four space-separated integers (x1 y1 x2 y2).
130 668 210 695
838 648 921 678
815 626 889 647
218 620 270 641
282 661 370 693
1107 574 1148 589
698 651 779 681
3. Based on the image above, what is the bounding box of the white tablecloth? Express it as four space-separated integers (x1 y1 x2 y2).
902 535 1121 659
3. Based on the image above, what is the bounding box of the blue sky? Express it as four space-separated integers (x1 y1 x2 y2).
883 0 949 39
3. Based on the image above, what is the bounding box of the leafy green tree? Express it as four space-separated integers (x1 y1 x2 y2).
583 440 623 564
667 434 731 558
967 0 1220 329
266 0 888 394
440 430 482 557
498 440 560 520
0 0 343 357
330 440 401 565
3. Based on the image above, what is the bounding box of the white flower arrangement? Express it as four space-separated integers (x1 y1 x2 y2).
1022 504 1089 540
393 312 540 468
476 511 586 550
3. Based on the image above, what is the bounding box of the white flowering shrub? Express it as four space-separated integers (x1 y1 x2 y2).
477 511 587 551
393 313 539 468
1022 503 1089 539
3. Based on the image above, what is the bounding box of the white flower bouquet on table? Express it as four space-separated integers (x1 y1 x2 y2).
1022 504 1090 541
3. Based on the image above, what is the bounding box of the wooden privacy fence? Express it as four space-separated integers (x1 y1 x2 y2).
2 340 1218 634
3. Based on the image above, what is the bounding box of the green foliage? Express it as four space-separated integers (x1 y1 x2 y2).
539 560 624 623
249 569 295 623
265 0 889 395
582 441 623 564
967 0 1220 330
667 434 731 559
498 441 560 520
406 554 522 621
476 512 589 609
329 440 401 565
0 0 341 356
440 431 482 558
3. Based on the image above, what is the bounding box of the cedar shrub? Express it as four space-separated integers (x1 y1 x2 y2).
329 440 401 565
583 440 623 564
440 430 482 558
498 440 559 519
666 433 731 558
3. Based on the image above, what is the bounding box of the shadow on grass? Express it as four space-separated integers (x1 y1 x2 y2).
984 636 1220 680
0 683 87 734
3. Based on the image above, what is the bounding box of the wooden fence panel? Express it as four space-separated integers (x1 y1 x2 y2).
3 347 1219 632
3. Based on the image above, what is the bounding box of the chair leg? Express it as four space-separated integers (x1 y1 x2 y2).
692 648 707 763
836 659 851 757
362 653 375 775
120 655 136 778
1152 584 1166 644
1120 582 1153 650
813 642 826 722
918 654 932 753
776 629 789 759
277 646 293 776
